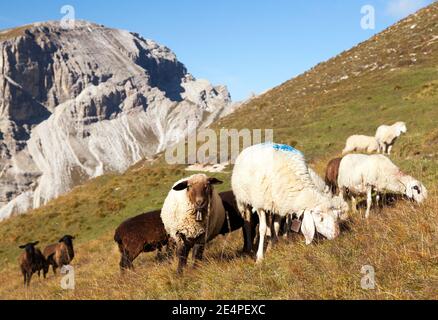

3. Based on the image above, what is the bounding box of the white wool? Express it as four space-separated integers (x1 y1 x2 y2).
338 154 427 202
231 144 347 218
342 135 380 155
375 121 407 154
308 167 331 195
160 174 225 243
232 143 348 262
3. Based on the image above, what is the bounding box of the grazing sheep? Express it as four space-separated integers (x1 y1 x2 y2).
231 143 349 263
376 121 407 155
161 174 225 273
342 135 381 155
43 235 75 275
114 210 172 271
18 241 48 286
336 154 427 218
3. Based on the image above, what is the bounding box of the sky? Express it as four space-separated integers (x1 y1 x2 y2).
0 0 434 101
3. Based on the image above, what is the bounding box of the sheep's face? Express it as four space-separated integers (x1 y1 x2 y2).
301 209 340 245
19 241 39 255
396 122 407 134
405 180 427 203
173 175 223 222
59 235 75 247
312 209 340 240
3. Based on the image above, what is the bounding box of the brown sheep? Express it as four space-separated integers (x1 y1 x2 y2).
114 210 171 271
114 191 246 272
325 157 343 194
18 241 48 286
43 235 75 275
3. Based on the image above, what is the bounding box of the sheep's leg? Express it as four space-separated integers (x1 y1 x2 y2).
192 244 205 268
22 271 27 287
241 206 254 254
271 214 281 245
176 241 190 274
120 249 134 272
256 210 267 264
351 196 358 213
282 215 291 240
164 239 176 261
388 145 393 155
376 193 381 210
27 272 32 286
365 186 372 219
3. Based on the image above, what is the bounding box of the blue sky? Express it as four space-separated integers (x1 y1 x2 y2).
0 0 434 101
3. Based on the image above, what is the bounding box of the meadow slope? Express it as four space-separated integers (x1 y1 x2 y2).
0 4 437 299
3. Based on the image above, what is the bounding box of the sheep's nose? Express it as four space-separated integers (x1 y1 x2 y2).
196 198 205 206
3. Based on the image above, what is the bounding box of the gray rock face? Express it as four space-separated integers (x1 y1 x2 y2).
0 21 232 219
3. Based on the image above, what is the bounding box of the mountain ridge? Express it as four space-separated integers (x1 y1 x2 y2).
0 20 232 219
216 2 437 136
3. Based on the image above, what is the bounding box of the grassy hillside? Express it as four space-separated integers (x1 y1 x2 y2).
0 4 437 299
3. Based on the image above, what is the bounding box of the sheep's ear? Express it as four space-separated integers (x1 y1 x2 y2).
19 244 26 249
59 237 64 243
173 181 189 191
301 211 315 245
208 178 223 185
32 241 39 246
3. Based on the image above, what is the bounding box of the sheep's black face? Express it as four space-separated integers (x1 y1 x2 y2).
173 177 223 222
19 241 39 254
59 235 75 247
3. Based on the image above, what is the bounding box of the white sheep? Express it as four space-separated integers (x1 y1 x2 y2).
375 122 407 155
337 154 427 218
342 135 381 155
160 174 225 273
231 143 349 263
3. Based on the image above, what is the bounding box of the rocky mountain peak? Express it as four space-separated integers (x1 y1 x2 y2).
0 21 232 219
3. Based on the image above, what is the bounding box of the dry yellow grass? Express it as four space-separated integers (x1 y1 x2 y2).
1 186 436 300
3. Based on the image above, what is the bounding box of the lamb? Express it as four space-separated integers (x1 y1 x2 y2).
330 154 427 218
231 143 349 263
375 122 407 155
18 241 48 286
43 235 75 275
161 174 225 273
342 135 381 155
114 209 172 271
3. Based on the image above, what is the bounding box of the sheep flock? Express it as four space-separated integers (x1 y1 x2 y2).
18 120 429 283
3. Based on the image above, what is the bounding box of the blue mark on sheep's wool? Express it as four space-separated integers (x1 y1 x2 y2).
267 143 303 156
